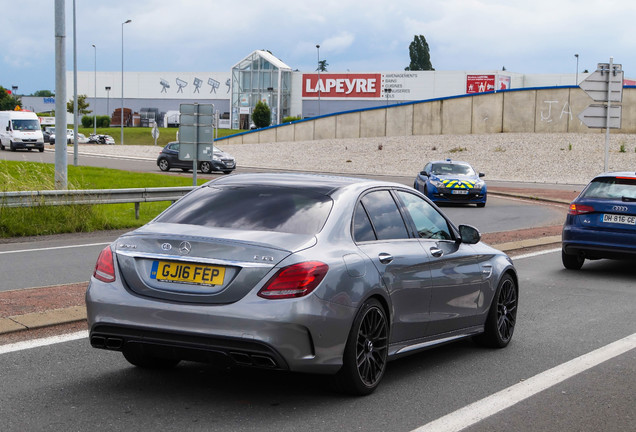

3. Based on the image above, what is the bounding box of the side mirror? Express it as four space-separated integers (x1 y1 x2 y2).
5 126 9 131
459 224 481 244
479 172 485 178
421 170 429 176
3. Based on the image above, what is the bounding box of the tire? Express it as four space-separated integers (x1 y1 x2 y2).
223 170 232 174
332 298 388 396
474 274 517 348
39 147 44 152
200 161 212 174
158 158 170 171
477 202 486 208
562 249 584 270
122 346 180 369
10 141 16 152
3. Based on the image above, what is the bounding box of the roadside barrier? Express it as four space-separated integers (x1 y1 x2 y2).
0 186 196 219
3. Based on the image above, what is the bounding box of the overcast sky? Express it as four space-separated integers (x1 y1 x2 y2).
3 0 635 95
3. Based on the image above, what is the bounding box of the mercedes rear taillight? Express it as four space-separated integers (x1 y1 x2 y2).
258 261 328 299
93 246 116 283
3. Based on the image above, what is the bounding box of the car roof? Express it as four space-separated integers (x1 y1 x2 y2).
430 159 472 166
204 173 403 196
593 171 636 180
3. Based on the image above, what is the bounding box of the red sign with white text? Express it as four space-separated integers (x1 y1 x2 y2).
466 75 495 94
303 74 382 98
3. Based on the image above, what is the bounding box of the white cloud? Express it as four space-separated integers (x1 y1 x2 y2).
3 0 636 93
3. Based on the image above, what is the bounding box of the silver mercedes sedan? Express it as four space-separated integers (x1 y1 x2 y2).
87 173 518 395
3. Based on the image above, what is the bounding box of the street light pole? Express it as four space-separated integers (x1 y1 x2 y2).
316 44 321 116
121 19 131 145
575 53 579 85
72 0 78 166
105 86 111 118
92 43 97 136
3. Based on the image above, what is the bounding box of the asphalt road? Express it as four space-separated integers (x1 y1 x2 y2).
1 250 634 431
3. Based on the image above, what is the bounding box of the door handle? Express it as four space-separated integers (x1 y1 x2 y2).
378 253 393 264
430 247 443 257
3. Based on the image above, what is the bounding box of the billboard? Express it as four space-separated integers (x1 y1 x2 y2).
466 75 496 93
302 73 382 98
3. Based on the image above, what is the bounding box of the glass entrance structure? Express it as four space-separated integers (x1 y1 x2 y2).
231 50 292 130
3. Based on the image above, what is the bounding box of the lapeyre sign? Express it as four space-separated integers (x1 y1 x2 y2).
303 73 382 98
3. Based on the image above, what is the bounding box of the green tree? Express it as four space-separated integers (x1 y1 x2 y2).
405 35 434 71
252 101 271 128
33 89 55 97
66 94 92 115
317 59 328 72
0 86 22 111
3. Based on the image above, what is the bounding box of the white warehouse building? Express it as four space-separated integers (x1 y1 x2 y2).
21 50 599 129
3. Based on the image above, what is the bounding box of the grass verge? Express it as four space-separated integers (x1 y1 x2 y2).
0 160 207 238
73 126 244 147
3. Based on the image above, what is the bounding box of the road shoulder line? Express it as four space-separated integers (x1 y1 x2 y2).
411 333 636 432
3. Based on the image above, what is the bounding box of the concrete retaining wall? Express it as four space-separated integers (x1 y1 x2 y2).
220 87 635 143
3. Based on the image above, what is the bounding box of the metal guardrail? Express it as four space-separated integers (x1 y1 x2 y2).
0 186 197 219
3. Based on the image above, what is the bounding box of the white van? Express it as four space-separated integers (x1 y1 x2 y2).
0 111 45 152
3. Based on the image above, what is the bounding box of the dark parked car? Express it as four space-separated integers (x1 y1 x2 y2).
414 159 487 207
157 141 235 174
87 173 518 395
43 126 55 143
562 171 636 269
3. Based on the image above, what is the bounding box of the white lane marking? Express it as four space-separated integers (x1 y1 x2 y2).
411 333 636 432
0 242 110 255
512 248 561 260
0 331 89 355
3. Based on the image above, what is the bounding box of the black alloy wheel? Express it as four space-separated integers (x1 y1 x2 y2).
475 274 517 348
496 276 517 344
333 298 388 395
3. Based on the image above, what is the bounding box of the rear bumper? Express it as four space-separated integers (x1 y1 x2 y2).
86 277 353 374
90 323 289 370
562 225 636 259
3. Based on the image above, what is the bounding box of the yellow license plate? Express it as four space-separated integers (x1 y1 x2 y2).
151 261 225 286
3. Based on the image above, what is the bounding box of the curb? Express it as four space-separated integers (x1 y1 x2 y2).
489 191 572 205
0 306 86 335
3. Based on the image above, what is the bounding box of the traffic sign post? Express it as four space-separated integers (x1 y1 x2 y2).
578 104 622 129
179 103 215 186
578 58 623 172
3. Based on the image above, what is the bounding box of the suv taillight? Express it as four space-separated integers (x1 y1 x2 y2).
568 204 595 215
93 246 116 283
258 261 328 299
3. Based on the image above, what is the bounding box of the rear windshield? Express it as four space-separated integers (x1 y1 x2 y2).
581 177 636 200
155 185 333 235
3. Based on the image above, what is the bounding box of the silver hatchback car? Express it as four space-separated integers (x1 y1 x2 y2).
87 173 518 395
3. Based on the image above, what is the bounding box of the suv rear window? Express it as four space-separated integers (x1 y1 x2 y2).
155 185 333 235
581 177 636 200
